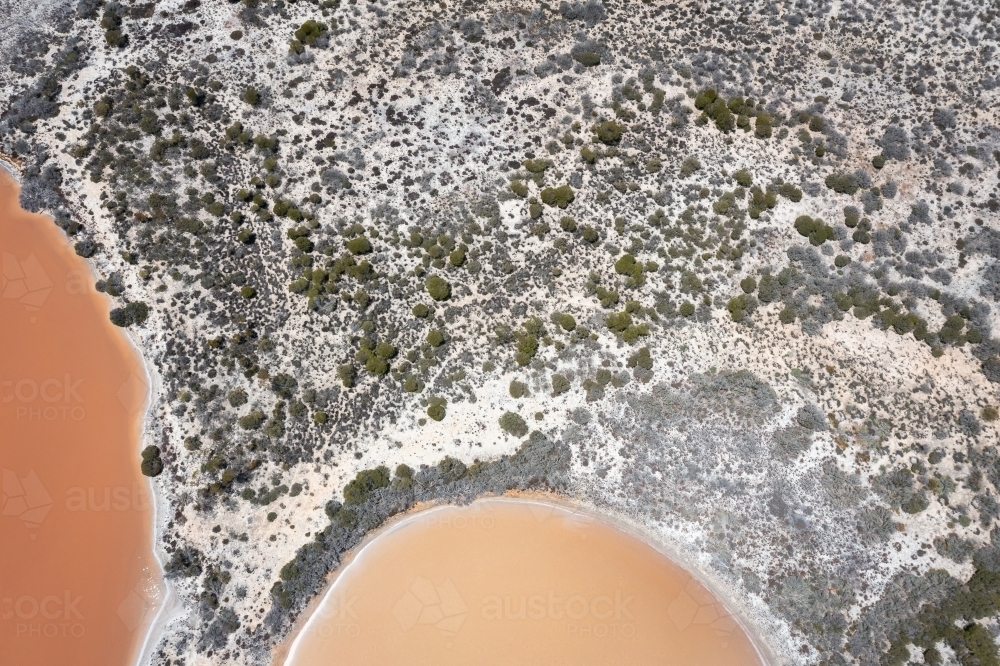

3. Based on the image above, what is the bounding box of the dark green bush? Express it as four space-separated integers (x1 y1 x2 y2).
594 121 623 145
238 409 265 430
825 172 860 195
343 466 390 504
425 275 451 301
499 411 528 437
793 215 834 246
540 185 575 208
509 380 528 398
426 396 447 421
110 301 149 327
778 183 802 202
294 20 329 45
523 158 552 173
426 329 445 347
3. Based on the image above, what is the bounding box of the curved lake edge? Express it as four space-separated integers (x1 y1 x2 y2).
274 491 778 666
0 160 175 666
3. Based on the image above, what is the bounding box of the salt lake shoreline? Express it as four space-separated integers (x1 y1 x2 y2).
276 492 778 666
3 156 776 666
0 158 175 666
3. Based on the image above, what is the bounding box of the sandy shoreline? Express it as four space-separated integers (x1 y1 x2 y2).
275 492 778 666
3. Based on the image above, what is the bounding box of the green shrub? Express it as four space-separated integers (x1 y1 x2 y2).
294 19 329 45
412 303 430 318
559 216 577 232
110 301 149 327
540 185 575 208
581 226 599 243
646 157 662 173
313 410 328 424
679 301 695 317
844 206 860 227
614 253 644 284
693 89 718 110
243 86 259 106
834 255 851 268
347 236 372 254
427 403 445 421
523 158 552 173
573 51 601 67
238 409 265 430
825 172 860 195
754 113 773 139
580 147 598 164
556 313 576 331
426 329 445 347
740 277 757 293
375 342 396 359
627 346 653 370
509 380 528 398
499 411 528 437
337 364 355 388
594 121 623 145
678 156 701 177
872 154 886 169
714 103 735 132
510 180 528 197
425 275 451 301
734 169 752 186
982 406 999 422
793 216 834 246
140 457 163 477
607 310 633 332
551 374 570 396
778 183 802 202
343 466 390 504
227 389 247 407
449 248 466 266
779 306 796 324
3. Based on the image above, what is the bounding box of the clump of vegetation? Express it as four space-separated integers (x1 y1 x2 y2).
540 185 575 208
426 396 447 421
343 466 390 504
499 411 528 437
523 158 552 173
509 380 529 398
346 236 372 254
678 156 701 178
614 253 645 286
425 275 451 301
793 216 834 246
825 172 861 195
627 346 653 370
294 20 329 46
511 317 545 366
110 301 149 327
593 121 623 145
551 374 570 396
140 445 163 477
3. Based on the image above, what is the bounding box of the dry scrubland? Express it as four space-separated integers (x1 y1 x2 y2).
3 0 1000 663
